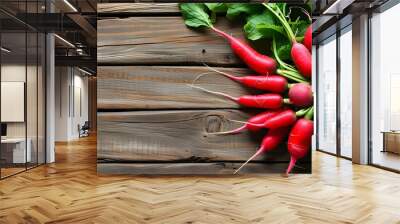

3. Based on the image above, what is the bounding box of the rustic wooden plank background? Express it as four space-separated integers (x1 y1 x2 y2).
97 3 311 174
98 3 180 14
97 163 304 175
97 66 263 110
98 110 291 162
98 17 245 65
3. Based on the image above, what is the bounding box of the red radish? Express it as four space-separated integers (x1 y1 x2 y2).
304 25 312 52
211 27 277 76
286 108 314 175
262 109 297 129
195 66 288 93
234 127 290 174
238 94 283 109
212 110 282 135
291 43 312 78
239 75 287 93
180 4 276 75
214 109 302 135
264 4 312 78
190 85 285 109
288 83 313 107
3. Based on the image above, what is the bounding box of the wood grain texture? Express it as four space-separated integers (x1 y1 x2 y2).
97 162 307 175
97 110 305 164
97 66 261 110
1 136 400 223
98 3 179 14
98 17 248 65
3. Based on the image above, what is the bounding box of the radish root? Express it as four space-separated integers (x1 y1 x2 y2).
234 149 263 174
210 125 247 135
188 84 238 102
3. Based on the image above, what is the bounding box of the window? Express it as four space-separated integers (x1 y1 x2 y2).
370 3 400 171
339 26 352 158
317 35 337 154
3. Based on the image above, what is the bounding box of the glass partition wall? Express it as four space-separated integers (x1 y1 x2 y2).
317 35 337 155
339 26 352 159
316 25 353 159
0 1 46 179
370 3 400 171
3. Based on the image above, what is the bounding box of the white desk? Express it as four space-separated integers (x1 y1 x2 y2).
1 138 31 163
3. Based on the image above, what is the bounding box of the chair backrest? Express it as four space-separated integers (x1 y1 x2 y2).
82 121 90 129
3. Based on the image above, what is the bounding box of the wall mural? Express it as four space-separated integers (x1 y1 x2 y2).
97 3 313 175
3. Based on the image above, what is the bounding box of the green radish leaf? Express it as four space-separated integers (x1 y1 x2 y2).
226 3 264 20
205 3 227 13
290 20 309 38
245 11 284 40
205 3 227 23
252 23 285 40
269 3 288 15
180 3 212 28
274 36 292 61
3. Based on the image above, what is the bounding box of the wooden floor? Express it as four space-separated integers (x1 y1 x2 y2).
372 150 400 171
0 136 400 223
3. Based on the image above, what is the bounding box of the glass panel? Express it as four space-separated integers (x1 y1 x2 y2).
371 4 400 171
38 32 45 165
317 35 337 154
27 30 38 169
1 29 27 177
339 27 352 158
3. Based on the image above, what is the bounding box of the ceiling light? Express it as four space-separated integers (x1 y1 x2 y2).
63 0 78 12
54 34 75 48
1 47 11 53
78 67 93 76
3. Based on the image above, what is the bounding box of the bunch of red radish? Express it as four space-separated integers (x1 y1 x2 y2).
181 4 314 175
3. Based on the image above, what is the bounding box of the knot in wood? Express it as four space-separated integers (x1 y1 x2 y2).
205 115 222 133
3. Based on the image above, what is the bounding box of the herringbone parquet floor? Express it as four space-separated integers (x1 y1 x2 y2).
1 135 400 224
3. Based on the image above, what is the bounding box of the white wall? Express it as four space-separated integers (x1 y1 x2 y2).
55 66 70 141
54 67 89 141
1 64 27 138
1 63 46 164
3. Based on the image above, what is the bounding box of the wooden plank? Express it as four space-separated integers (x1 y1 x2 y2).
98 3 179 14
98 110 294 162
98 17 248 65
97 162 311 175
97 66 263 110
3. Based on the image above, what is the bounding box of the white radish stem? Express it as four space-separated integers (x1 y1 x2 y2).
234 149 263 174
202 63 239 81
188 84 238 102
191 72 216 86
226 119 262 127
210 125 247 135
